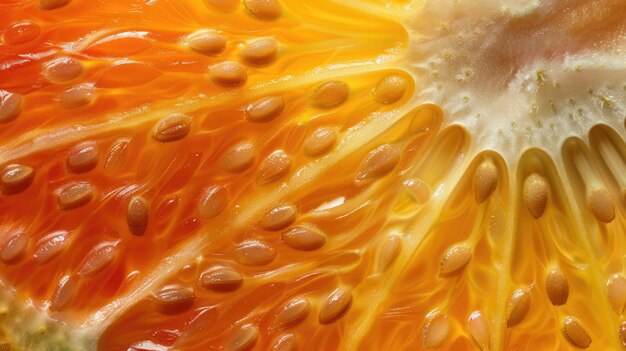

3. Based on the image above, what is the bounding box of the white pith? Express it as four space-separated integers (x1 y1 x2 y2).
406 0 626 162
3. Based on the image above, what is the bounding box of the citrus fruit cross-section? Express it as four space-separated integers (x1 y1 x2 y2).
0 0 625 350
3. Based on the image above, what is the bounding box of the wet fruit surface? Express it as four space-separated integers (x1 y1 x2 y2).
0 0 625 350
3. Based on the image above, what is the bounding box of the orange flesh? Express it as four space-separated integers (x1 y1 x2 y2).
1 0 626 350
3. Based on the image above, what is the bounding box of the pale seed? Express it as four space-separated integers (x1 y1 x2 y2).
311 81 349 108
43 57 83 83
523 173 548 219
49 275 76 311
319 287 352 324
152 284 195 314
303 127 337 156
199 266 243 291
77 243 118 277
607 274 626 314
377 235 401 272
67 141 98 173
234 240 276 266
562 316 591 348
423 311 450 349
241 38 278 65
257 150 291 184
33 230 70 264
0 90 22 123
372 75 408 104
186 30 227 55
274 297 310 328
57 182 94 210
474 160 498 204
243 0 281 20
59 83 94 109
222 142 255 172
246 96 285 122
272 333 297 351
197 185 228 219
262 203 297 230
439 245 472 277
1 231 28 263
587 187 615 223
226 324 258 351
468 311 490 350
210 61 247 86
0 164 34 195
355 144 400 183
152 113 192 142
282 225 326 251
506 288 530 327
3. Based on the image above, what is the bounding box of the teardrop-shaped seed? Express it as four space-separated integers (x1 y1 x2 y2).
210 61 247 86
0 90 22 123
562 316 592 348
77 243 118 277
185 30 227 55
440 245 472 277
40 0 70 10
246 96 285 122
222 142 255 172
423 311 450 349
153 114 192 142
104 139 129 171
33 230 70 264
57 182 94 210
258 150 291 185
1 231 28 263
243 0 281 20
272 333 297 351
127 196 149 236
198 185 228 219
43 57 83 83
377 235 401 272
59 83 95 109
311 81 349 108
282 225 326 251
587 187 615 223
49 275 76 311
152 284 195 314
67 141 98 173
468 311 490 350
303 127 337 156
355 144 401 183
372 75 408 104
274 297 310 329
523 173 548 219
240 38 278 65
619 321 626 346
262 203 297 231
199 266 243 292
0 164 34 195
319 287 352 324
506 288 531 327
545 267 569 306
474 160 498 204
234 240 276 266
607 274 626 314
226 324 258 351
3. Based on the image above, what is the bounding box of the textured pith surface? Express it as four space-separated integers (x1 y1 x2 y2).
0 0 625 350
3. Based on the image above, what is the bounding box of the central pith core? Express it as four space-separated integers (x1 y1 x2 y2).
405 0 626 160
